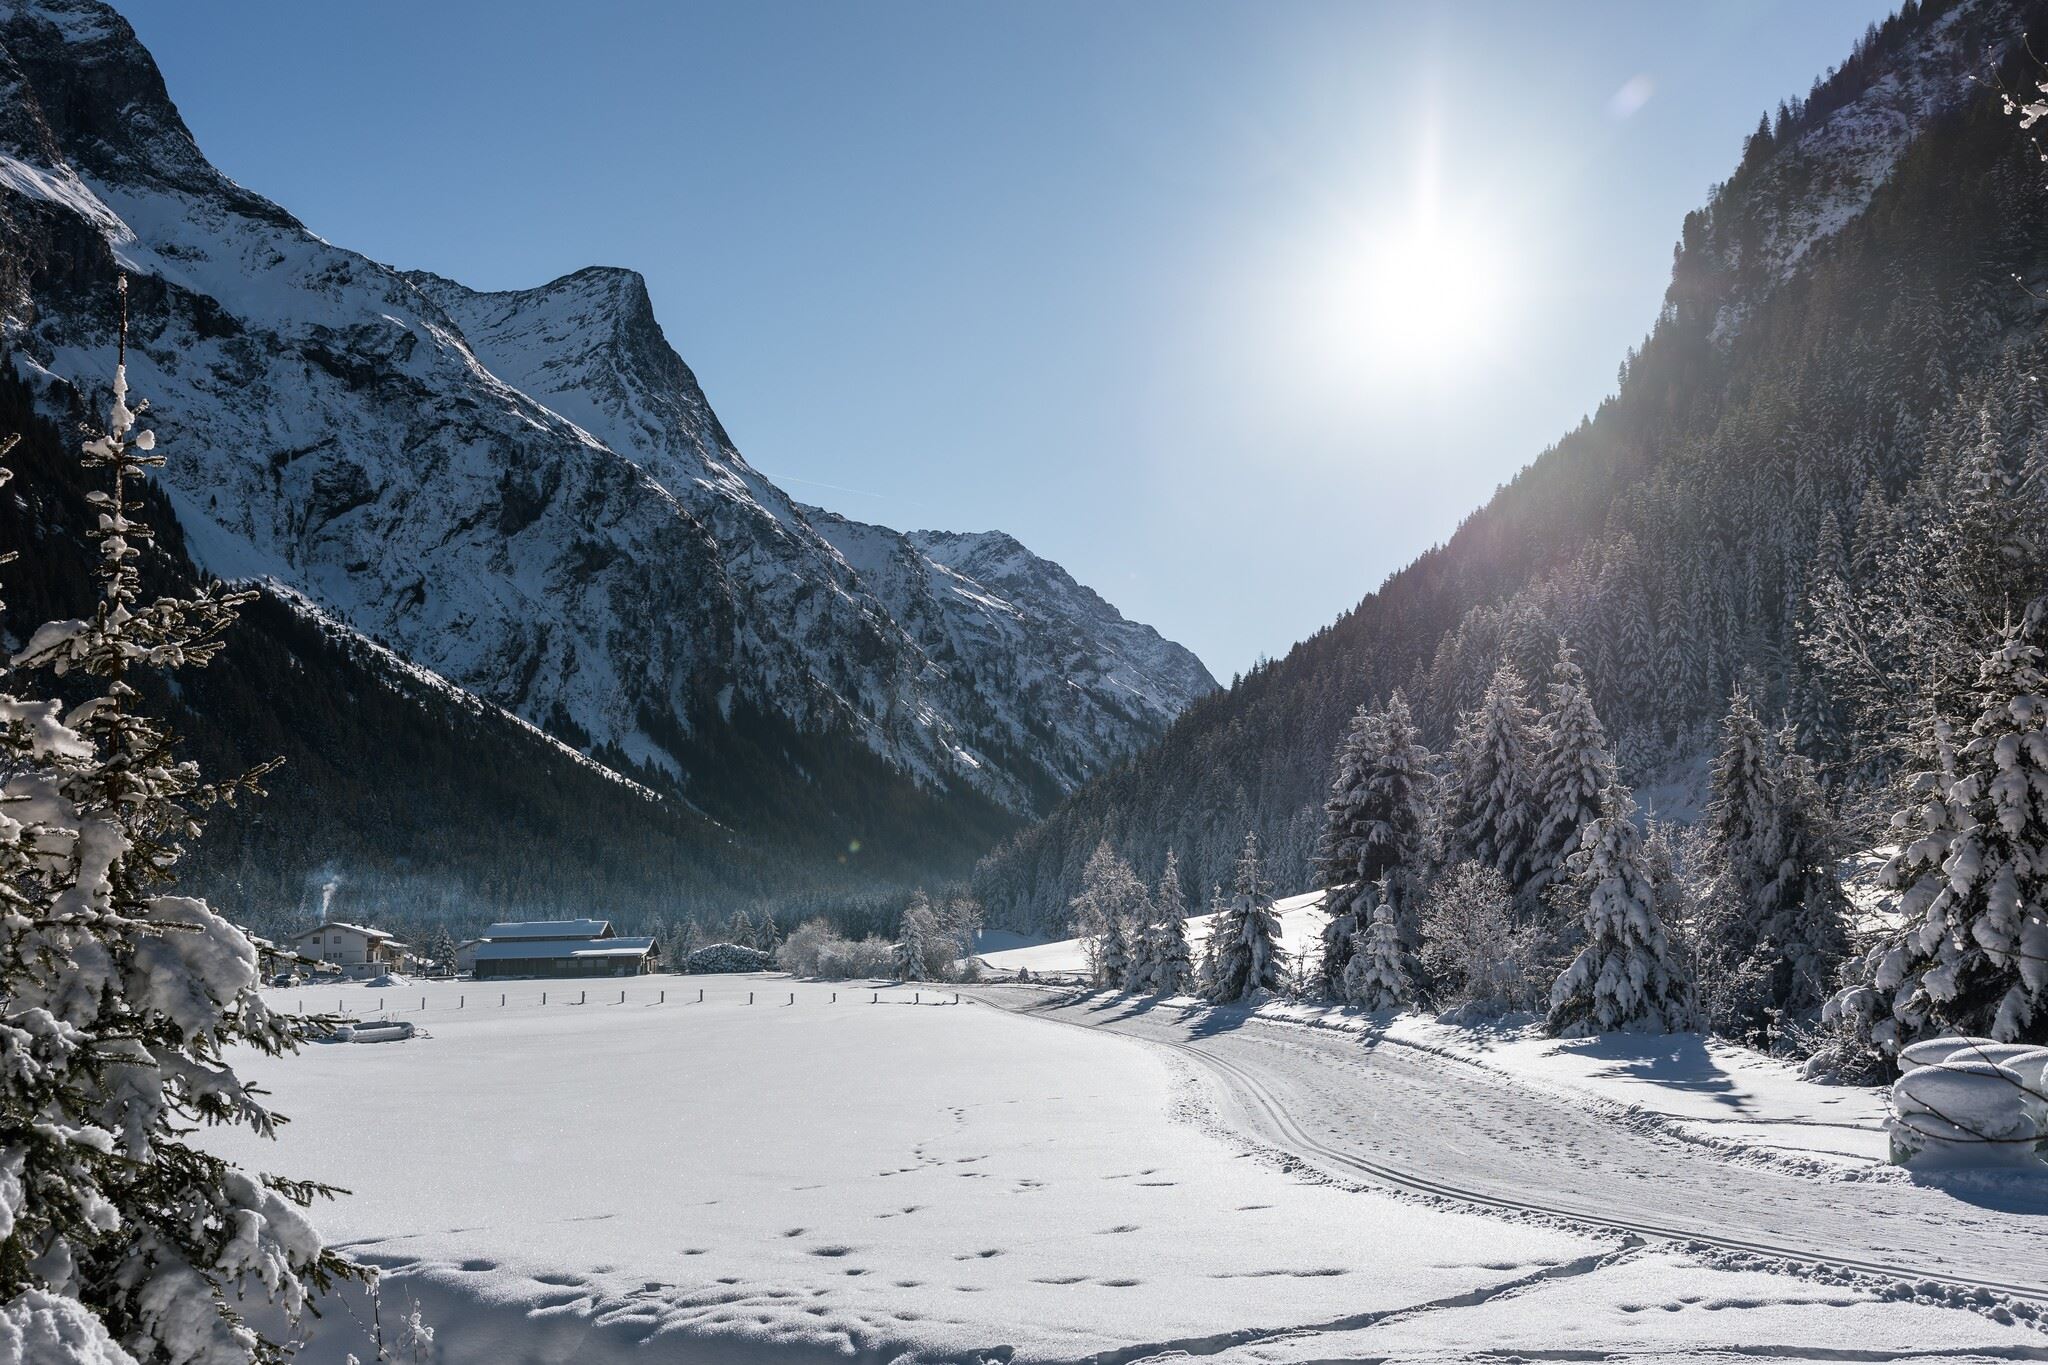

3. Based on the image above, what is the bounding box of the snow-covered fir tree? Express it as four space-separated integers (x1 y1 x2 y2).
1526 646 1615 909
1548 791 1697 1036
1704 688 1778 954
1314 690 1433 993
1070 840 1144 990
726 908 756 949
894 891 934 981
0 301 357 1362
1122 884 1156 993
1144 851 1194 994
423 923 458 977
1315 701 1380 992
1341 898 1414 1011
1754 731 1849 1015
1846 599 2048 1044
1205 832 1286 1003
1195 883 1226 997
1448 665 1542 906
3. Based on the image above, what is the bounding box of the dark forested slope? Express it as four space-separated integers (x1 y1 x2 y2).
976 0 2048 930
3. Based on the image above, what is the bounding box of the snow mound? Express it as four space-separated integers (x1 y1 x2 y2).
0 1290 137 1365
1889 1060 2045 1171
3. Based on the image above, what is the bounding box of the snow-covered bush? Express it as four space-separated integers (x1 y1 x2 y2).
1418 861 1544 1018
680 943 774 973
0 293 358 1363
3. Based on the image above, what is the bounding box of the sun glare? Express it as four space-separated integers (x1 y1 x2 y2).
1344 215 1501 369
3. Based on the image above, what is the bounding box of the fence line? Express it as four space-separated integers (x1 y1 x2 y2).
292 982 970 1018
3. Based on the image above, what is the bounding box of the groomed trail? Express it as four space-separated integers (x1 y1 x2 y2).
971 985 2048 1307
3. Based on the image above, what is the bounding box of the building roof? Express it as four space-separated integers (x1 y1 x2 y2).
482 919 615 941
471 936 655 963
288 921 393 943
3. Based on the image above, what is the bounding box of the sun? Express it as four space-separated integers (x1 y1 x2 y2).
1330 209 1504 380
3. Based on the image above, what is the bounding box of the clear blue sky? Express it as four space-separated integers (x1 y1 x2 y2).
112 1 1899 680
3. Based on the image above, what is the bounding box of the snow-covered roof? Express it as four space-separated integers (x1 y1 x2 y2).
482 919 614 941
289 921 394 943
471 936 655 963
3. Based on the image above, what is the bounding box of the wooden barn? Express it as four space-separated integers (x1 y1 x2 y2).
468 919 658 980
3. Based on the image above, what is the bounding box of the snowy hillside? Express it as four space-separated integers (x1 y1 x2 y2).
0 0 1213 826
979 888 1331 976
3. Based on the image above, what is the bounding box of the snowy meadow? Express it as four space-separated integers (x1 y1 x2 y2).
205 972 2047 1364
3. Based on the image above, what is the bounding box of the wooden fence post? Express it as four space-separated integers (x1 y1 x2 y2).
579 990 587 1005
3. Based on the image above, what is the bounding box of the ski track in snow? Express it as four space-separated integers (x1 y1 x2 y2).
204 974 2048 1364
980 986 2048 1305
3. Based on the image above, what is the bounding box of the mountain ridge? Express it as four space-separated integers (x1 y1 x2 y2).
0 0 1213 819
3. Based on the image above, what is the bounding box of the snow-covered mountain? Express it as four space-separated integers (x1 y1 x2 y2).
0 0 1214 824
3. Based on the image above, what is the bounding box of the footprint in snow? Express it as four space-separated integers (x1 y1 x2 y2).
781 1228 806 1237
953 1249 1005 1260
1095 1225 1140 1235
808 1246 857 1258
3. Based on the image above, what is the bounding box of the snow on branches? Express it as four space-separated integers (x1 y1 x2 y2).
0 283 358 1364
1836 598 2048 1048
1548 791 1698 1037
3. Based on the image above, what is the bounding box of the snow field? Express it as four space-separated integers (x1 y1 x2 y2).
207 972 2048 1362
222 974 1593 1361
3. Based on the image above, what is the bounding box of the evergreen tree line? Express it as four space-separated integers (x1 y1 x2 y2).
1063 582 2048 1059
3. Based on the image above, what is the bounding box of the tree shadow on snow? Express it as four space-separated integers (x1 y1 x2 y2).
1900 1167 2048 1215
1548 1032 1747 1112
